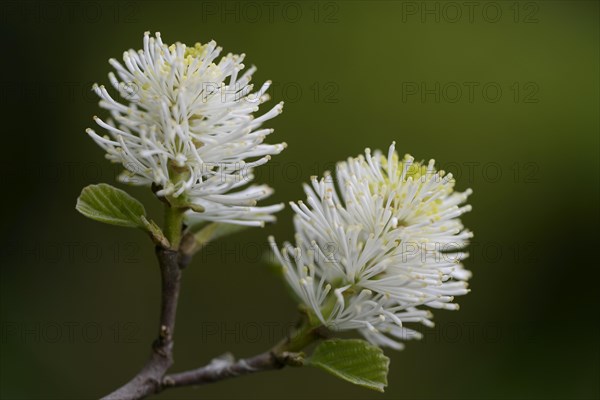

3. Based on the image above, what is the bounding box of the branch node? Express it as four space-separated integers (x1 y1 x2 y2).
162 376 175 387
278 351 305 367
160 325 170 339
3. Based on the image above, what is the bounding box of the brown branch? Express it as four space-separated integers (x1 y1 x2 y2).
160 325 326 392
100 221 324 399
101 247 181 400
162 351 288 388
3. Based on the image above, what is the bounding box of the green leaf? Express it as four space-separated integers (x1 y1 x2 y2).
307 339 390 392
76 183 146 228
178 222 252 257
193 222 250 247
76 183 170 248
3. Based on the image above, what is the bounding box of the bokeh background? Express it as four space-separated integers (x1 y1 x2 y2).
1 1 599 399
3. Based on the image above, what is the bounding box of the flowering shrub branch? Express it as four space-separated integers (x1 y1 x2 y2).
77 32 473 399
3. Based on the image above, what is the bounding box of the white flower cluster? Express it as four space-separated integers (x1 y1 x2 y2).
87 32 285 226
270 143 473 349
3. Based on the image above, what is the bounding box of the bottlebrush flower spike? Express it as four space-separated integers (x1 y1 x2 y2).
270 143 473 349
87 32 285 226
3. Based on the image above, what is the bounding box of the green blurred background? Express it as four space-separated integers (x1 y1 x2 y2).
1 1 599 399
